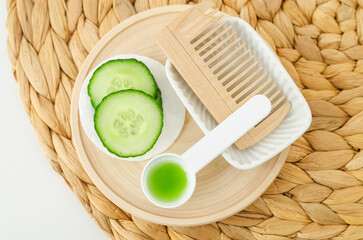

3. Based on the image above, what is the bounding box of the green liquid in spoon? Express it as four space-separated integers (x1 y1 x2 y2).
146 162 188 203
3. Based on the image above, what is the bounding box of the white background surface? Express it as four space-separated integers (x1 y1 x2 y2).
0 3 110 240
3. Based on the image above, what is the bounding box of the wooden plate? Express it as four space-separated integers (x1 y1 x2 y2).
70 5 289 226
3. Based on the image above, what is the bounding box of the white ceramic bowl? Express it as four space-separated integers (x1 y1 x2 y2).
165 17 312 170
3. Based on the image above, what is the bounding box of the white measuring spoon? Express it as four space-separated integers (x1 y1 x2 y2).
141 95 272 208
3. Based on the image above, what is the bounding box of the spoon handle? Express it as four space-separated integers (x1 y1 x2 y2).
181 95 271 173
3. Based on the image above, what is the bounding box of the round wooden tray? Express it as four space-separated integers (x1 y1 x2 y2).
70 5 289 226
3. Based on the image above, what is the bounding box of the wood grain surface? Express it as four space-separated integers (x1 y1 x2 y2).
71 6 289 226
156 4 291 150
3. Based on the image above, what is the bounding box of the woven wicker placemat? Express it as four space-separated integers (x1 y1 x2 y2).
6 0 363 239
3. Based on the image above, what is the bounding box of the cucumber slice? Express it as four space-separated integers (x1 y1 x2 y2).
88 59 158 108
94 89 163 157
155 88 163 107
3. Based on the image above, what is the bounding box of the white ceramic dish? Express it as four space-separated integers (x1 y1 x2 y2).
79 54 185 161
165 17 312 170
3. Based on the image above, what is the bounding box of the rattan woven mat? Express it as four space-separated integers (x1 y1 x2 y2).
6 0 363 239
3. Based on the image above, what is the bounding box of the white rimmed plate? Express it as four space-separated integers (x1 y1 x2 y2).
165 17 311 169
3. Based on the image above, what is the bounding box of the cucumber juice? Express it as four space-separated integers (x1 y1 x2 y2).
146 161 188 203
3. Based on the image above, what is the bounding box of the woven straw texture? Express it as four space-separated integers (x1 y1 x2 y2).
6 0 363 239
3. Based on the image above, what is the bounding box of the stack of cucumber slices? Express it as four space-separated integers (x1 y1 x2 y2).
88 59 164 158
